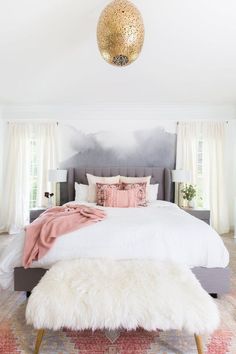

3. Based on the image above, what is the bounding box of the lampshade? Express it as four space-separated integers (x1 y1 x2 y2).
172 170 190 183
97 0 144 66
48 169 67 183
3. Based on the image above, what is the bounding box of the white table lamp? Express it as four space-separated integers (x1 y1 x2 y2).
48 169 67 183
172 170 190 206
48 169 67 205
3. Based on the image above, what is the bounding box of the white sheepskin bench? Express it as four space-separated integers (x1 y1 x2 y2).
26 259 220 354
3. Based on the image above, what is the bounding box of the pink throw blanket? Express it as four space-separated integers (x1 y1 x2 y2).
23 204 106 268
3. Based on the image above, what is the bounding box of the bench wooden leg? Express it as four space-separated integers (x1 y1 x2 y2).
194 334 203 354
34 329 45 354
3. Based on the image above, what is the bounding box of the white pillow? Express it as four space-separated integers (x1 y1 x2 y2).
86 174 120 203
75 183 89 202
147 184 159 202
119 176 151 185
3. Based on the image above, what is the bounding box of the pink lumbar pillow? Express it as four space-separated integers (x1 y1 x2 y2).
103 187 139 208
96 183 122 206
122 182 147 206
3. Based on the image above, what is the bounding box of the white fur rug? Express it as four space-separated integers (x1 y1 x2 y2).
26 259 219 334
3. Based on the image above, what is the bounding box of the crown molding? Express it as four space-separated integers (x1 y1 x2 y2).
2 103 236 121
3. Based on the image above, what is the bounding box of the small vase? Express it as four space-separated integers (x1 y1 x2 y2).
47 198 53 208
188 200 195 208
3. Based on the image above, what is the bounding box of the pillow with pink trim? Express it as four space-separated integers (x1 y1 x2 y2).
103 188 139 208
122 182 147 206
96 183 122 206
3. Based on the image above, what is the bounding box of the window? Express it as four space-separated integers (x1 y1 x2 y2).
195 139 204 208
197 140 203 177
29 138 38 209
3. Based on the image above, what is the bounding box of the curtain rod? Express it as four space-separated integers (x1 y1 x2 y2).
6 121 229 125
177 121 229 125
7 121 59 125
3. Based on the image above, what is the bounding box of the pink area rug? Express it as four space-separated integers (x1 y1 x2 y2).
0 236 235 354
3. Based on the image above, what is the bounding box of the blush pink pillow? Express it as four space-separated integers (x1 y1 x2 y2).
103 188 139 208
96 183 122 206
122 182 147 206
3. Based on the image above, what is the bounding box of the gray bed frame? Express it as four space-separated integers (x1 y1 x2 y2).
14 166 230 297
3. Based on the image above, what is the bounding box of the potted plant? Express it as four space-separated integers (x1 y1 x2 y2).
181 184 197 208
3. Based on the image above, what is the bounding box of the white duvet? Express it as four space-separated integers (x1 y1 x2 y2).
0 201 229 289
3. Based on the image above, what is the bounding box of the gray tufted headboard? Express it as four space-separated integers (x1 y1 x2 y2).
60 167 173 205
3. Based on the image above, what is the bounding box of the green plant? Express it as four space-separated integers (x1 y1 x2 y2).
181 184 197 201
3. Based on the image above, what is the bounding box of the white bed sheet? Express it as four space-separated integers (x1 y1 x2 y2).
0 201 229 289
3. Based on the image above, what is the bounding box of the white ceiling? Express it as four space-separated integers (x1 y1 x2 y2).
0 0 236 105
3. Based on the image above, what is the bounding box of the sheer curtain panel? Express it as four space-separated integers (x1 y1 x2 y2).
0 124 31 234
35 124 58 207
176 122 230 234
0 122 58 234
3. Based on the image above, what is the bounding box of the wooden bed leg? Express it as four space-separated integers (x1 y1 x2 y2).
194 334 203 354
34 329 45 354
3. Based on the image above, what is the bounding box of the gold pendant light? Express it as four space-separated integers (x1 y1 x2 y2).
97 0 144 66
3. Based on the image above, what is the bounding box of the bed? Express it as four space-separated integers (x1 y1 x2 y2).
1 167 230 296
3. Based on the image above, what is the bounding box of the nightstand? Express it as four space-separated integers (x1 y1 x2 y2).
181 207 210 225
30 208 46 223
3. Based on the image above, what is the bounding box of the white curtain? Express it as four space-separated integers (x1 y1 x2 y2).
0 122 58 234
176 121 230 234
34 124 58 207
0 124 31 234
